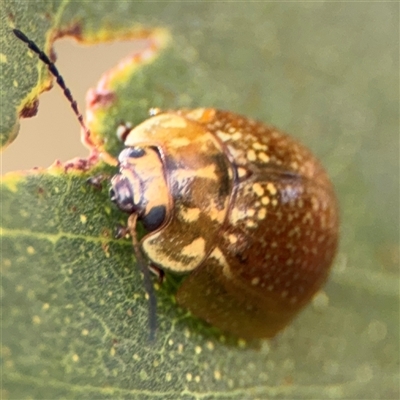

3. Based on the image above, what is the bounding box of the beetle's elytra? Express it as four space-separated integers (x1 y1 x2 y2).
13 29 339 340
110 109 339 339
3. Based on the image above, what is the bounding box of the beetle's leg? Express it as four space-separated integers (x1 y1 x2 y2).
116 121 133 142
128 214 157 341
149 264 165 284
114 224 164 283
114 224 130 239
86 174 110 190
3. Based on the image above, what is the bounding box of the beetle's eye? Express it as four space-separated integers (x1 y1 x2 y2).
128 147 145 158
118 147 145 163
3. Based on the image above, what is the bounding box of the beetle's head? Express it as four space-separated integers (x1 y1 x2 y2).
110 146 169 231
109 147 146 214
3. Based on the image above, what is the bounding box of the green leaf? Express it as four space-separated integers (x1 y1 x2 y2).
2 2 398 399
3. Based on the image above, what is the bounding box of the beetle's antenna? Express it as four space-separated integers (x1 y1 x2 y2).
128 214 157 341
12 29 91 139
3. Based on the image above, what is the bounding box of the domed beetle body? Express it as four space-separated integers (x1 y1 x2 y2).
13 29 339 340
110 108 339 339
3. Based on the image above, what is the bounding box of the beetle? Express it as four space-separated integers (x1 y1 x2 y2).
110 109 339 340
13 29 339 340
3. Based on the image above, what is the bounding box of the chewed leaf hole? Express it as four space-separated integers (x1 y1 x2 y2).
3 37 153 173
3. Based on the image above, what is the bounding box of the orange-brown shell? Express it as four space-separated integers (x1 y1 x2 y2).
125 108 339 339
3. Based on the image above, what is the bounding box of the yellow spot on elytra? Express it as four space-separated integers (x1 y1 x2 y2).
311 197 319 211
27 246 35 255
72 354 79 362
247 149 257 161
212 247 232 279
252 142 268 151
170 137 191 147
175 164 218 181
208 199 227 223
214 370 222 380
247 209 255 217
82 329 89 336
80 215 87 224
246 220 256 228
228 234 237 244
237 167 247 178
252 183 264 197
181 237 205 258
311 247 318 255
13 80 18 87
181 207 201 222
42 303 50 310
257 208 267 220
186 373 192 382
32 315 41 325
195 375 201 383
261 196 270 205
195 346 202 355
216 130 231 142
291 161 299 170
251 277 260 285
258 152 270 162
166 372 172 382
231 131 242 141
267 182 277 195
272 199 278 207
0 53 7 63
231 208 242 223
